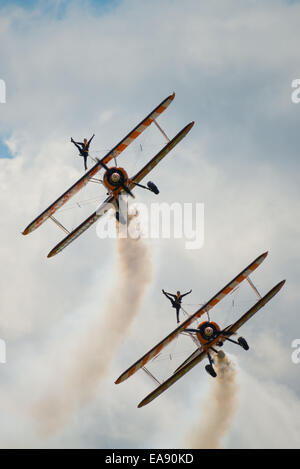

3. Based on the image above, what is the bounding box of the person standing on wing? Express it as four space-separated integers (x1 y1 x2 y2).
71 134 95 171
162 289 192 323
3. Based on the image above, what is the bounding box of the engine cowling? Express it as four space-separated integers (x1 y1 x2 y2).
196 321 221 345
103 167 128 191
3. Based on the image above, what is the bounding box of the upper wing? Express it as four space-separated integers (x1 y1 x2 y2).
47 195 116 258
138 350 207 408
223 280 286 338
128 121 194 188
22 93 175 235
115 251 268 384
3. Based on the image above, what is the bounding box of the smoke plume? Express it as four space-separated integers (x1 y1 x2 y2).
185 353 239 449
32 212 152 435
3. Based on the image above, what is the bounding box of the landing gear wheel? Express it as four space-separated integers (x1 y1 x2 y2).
205 364 217 378
147 181 159 194
238 336 249 351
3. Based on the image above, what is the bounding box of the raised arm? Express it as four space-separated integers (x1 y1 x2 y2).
87 134 95 146
181 289 192 298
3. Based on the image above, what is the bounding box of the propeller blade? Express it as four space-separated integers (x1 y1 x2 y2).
120 182 135 198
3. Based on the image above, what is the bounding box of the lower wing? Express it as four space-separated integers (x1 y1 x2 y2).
138 350 207 408
47 195 116 258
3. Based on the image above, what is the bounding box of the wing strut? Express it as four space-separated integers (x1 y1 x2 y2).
153 119 170 142
49 216 70 235
246 277 262 299
142 367 161 386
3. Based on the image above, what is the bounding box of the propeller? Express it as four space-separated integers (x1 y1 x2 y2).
99 159 135 198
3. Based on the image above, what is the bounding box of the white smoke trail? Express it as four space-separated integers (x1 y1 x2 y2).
32 212 152 435
185 353 239 449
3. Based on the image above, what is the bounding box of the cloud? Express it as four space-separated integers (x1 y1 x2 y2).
0 0 299 449
228 367 300 449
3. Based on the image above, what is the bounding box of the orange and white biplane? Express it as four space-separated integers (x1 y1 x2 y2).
22 93 194 257
115 252 285 408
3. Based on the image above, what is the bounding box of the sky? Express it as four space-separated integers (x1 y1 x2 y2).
0 0 299 449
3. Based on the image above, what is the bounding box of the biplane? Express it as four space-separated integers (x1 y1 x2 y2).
115 252 285 408
22 93 194 258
